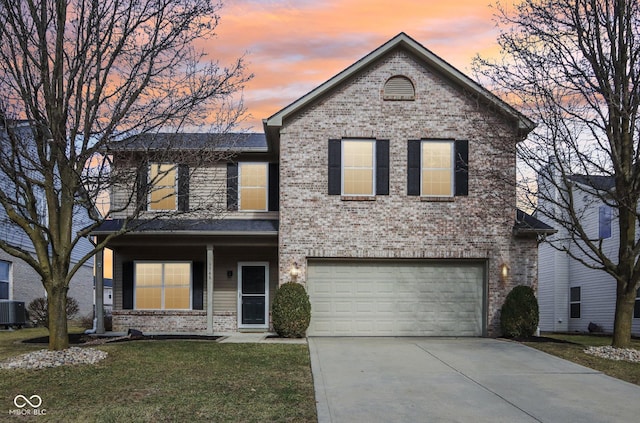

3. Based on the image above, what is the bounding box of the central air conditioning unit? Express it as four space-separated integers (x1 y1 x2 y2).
0 300 27 327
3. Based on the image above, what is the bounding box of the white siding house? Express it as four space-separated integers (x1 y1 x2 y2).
537 171 640 335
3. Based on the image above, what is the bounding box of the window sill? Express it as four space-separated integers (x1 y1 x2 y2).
341 196 376 201
420 196 454 202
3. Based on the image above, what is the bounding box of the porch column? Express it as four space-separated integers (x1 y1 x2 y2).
206 244 214 333
95 248 105 334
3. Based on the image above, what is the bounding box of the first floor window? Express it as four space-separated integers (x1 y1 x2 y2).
634 288 640 319
135 262 191 310
0 260 10 299
570 286 581 318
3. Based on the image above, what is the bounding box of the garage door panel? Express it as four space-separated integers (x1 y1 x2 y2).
308 261 485 336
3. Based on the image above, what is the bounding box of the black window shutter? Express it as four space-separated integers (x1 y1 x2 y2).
268 163 279 211
178 164 189 211
227 163 238 210
376 140 389 195
123 261 134 310
328 139 341 195
407 140 421 196
137 162 149 209
455 140 469 196
192 262 204 310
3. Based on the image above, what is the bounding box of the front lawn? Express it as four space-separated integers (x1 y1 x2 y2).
523 333 640 386
0 328 317 422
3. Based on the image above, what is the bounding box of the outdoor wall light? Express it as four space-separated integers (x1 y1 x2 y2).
290 262 300 280
227 270 233 278
500 263 509 284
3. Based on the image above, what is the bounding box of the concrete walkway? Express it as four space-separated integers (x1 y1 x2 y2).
308 337 640 423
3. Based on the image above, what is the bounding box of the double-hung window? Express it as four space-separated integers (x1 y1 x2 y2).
239 163 268 211
599 205 612 239
634 288 640 319
570 286 581 318
135 262 191 310
421 141 454 197
342 140 375 196
149 163 177 211
0 260 10 300
408 139 468 197
327 139 389 197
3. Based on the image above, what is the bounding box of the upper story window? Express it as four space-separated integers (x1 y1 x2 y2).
421 141 454 197
599 205 612 239
0 260 10 300
239 163 268 211
226 162 278 212
343 140 375 196
149 163 177 210
328 139 389 197
383 76 415 100
407 139 468 198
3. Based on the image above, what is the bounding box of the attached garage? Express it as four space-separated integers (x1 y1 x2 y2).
307 260 486 336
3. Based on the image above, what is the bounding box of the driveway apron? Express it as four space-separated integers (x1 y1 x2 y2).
308 337 640 423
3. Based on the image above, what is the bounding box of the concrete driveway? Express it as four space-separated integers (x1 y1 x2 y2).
308 337 640 423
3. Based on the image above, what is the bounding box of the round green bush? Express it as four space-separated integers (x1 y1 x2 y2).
500 285 539 338
272 282 311 338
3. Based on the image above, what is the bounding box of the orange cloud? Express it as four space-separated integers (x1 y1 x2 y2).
205 1 501 130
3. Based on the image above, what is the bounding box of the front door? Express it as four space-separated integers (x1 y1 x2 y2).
238 262 269 329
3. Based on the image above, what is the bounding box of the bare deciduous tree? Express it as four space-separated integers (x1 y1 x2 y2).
0 0 251 350
475 0 640 347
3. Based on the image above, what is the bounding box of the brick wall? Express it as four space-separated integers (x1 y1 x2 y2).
277 49 534 336
112 310 237 333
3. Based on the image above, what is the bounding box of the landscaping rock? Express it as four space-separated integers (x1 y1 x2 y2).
584 346 640 363
0 347 107 370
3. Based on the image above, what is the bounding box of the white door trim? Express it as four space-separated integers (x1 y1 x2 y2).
237 262 269 329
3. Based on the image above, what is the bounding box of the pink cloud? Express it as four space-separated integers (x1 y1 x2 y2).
206 1 500 129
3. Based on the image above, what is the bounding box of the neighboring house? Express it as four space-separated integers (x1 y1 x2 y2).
93 277 113 313
0 121 94 319
93 33 553 336
537 173 640 335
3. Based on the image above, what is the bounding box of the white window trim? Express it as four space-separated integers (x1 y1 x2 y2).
341 139 376 196
420 140 454 197
147 163 178 211
0 259 12 300
238 162 269 212
237 262 270 329
133 261 192 310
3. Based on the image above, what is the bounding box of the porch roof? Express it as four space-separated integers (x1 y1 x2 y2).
513 209 556 237
91 218 278 236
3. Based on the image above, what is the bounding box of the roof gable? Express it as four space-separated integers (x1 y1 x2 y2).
264 32 534 135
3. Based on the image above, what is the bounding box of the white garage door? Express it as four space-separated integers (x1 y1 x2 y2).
307 260 485 336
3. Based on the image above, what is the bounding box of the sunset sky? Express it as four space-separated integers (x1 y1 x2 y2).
213 0 504 130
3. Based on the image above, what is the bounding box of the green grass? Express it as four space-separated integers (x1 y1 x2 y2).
0 328 317 422
523 333 640 386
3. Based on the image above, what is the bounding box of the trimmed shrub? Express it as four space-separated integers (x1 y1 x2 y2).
28 296 80 328
500 285 539 338
272 282 311 338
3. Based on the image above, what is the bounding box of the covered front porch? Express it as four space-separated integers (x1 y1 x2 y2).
93 219 278 334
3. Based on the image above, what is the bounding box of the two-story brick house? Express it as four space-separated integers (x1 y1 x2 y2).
94 33 552 336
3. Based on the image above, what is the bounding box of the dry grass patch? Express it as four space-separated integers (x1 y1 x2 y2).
0 329 317 422
523 334 640 386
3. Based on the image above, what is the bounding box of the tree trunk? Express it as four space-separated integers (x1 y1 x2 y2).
611 285 635 348
47 287 69 350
